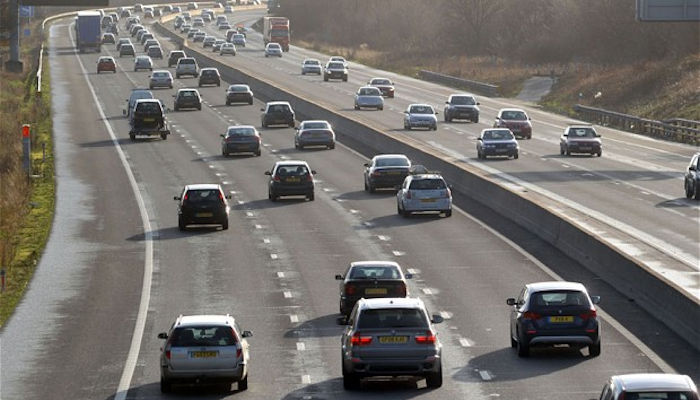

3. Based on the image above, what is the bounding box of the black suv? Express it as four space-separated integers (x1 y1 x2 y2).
265 160 315 201
167 50 186 67
261 101 295 128
175 184 231 230
685 153 700 200
198 68 221 87
129 99 170 141
444 93 480 123
173 89 202 111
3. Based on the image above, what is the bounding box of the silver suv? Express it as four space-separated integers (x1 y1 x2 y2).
598 374 698 400
175 57 198 78
158 314 252 393
341 297 443 390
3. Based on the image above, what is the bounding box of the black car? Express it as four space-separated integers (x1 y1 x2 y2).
167 50 186 67
265 161 315 201
363 154 411 193
128 99 170 141
173 89 202 111
221 125 261 156
560 125 602 156
444 93 480 123
198 68 221 87
261 101 295 128
175 184 231 230
119 44 135 57
335 261 411 317
507 281 601 358
225 84 254 105
684 153 700 200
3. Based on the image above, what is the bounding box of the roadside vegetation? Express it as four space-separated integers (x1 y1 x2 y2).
0 20 55 327
278 0 699 120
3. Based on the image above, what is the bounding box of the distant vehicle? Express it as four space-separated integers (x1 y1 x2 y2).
264 42 283 57
201 13 212 23
301 58 321 75
494 108 532 139
367 78 395 98
219 22 232 31
173 88 202 111
685 153 700 200
149 70 173 89
133 55 153 72
174 184 231 230
128 99 170 141
225 84 253 105
187 2 198 10
265 160 316 201
220 42 237 55
101 33 115 44
193 32 207 42
202 36 217 48
397 173 452 217
187 29 199 38
295 120 336 150
96 56 116 73
162 5 172 13
597 374 698 400
221 125 261 157
144 10 153 18
143 38 159 51
175 57 198 78
477 128 519 159
101 15 113 28
119 43 135 57
198 68 221 87
137 30 151 43
213 39 227 52
172 6 181 12
76 11 102 53
231 34 246 47
216 15 228 26
263 16 290 51
180 24 192 33
340 297 444 390
167 50 186 67
507 281 601 358
354 86 384 110
560 125 602 156
261 101 295 128
444 93 480 123
129 24 144 36
192 17 204 27
224 5 234 13
329 56 348 67
124 88 154 117
120 9 131 18
404 104 438 131
324 61 348 82
363 154 411 193
147 46 163 59
153 8 161 17
335 261 412 317
116 37 131 51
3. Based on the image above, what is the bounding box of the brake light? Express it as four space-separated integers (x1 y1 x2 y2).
395 283 407 297
273 175 280 182
371 172 380 177
165 350 171 359
218 191 224 202
415 331 436 344
580 309 597 320
351 332 372 346
406 191 412 199
345 284 356 295
306 174 313 182
183 193 188 201
236 348 242 358
523 311 541 320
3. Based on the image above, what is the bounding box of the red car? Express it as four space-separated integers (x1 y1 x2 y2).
96 56 116 73
494 108 532 139
368 77 395 98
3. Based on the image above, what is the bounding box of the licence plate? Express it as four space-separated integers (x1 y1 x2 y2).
195 212 213 217
495 148 508 153
549 316 574 323
285 177 300 183
365 288 387 295
143 118 155 122
379 336 408 344
191 351 217 358
421 199 436 203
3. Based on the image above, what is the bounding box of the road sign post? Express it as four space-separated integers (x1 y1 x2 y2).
22 124 31 174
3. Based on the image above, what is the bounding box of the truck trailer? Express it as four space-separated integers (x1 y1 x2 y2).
263 16 290 52
76 11 102 53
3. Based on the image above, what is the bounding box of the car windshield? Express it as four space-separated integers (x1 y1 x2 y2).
227 127 256 136
135 102 160 113
410 105 433 114
349 266 400 280
358 308 428 329
359 88 381 96
302 122 329 130
180 59 195 65
451 96 476 105
184 189 221 204
569 128 596 138
229 85 249 92
502 110 527 120
531 291 590 308
483 130 514 140
409 179 446 190
276 165 309 176
376 157 409 167
169 326 237 346
268 44 280 49
328 62 344 69
372 79 390 85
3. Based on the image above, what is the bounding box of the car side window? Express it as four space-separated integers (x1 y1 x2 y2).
599 384 613 400
517 288 526 306
693 155 699 169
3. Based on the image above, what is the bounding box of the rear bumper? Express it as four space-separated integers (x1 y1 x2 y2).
161 365 244 382
344 355 441 377
298 138 334 147
527 335 597 346
403 199 451 212
224 142 260 153
270 184 314 196
179 210 228 225
482 147 518 157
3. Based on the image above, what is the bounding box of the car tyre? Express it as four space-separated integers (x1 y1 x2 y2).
161 133 167 140
597 150 602 157
226 100 230 106
589 341 601 357
513 152 519 159
324 76 328 82
198 105 202 110
560 147 565 155
368 183 375 194
516 336 530 358
248 100 253 105
328 143 335 150
473 116 479 123
238 375 248 391
178 217 185 231
129 133 136 141
307 192 315 201
510 335 517 348
222 219 229 230
343 371 360 391
444 209 452 217
425 362 442 388
378 106 383 111
160 377 172 393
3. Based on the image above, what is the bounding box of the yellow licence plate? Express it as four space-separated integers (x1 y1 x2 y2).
191 351 217 358
420 199 436 203
365 288 387 295
379 336 408 344
143 118 155 122
195 212 213 217
285 177 300 183
549 316 574 323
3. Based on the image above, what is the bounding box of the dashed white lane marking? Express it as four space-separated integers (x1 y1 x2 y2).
349 209 360 214
392 250 405 256
283 291 293 298
246 211 254 217
406 268 419 275
255 224 262 229
222 181 230 185
270 253 278 260
322 187 334 192
439 311 453 320
301 375 311 384
422 288 433 295
479 370 493 381
335 198 346 202
641 191 651 195
237 200 245 205
263 238 271 244
562 164 570 168
377 235 390 241
208 165 215 169
296 342 306 351
215 172 225 177
276 271 285 278
289 314 299 323
363 221 374 227
459 338 474 347
280 155 290 160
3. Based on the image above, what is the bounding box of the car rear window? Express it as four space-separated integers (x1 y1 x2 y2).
184 189 221 204
179 91 197 97
502 110 527 120
623 393 694 400
410 105 433 114
358 308 428 329
302 122 329 130
409 179 446 190
372 79 390 85
376 157 409 167
276 165 309 176
170 326 236 346
135 102 160 113
227 127 256 136
268 105 290 113
229 85 249 92
349 266 400 280
179 58 195 65
359 88 381 96
530 291 590 309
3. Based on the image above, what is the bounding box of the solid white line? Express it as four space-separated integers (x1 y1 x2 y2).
392 250 405 256
68 25 154 400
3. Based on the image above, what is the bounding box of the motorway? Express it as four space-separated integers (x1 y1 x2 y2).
0 6 698 400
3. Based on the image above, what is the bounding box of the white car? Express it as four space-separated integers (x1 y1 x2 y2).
354 86 384 110
264 42 282 57
403 104 438 131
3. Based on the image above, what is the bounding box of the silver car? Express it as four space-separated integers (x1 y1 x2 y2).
354 86 384 110
175 57 198 78
301 58 321 75
294 120 336 150
264 42 282 57
598 374 698 400
133 55 153 71
158 314 252 393
404 104 438 131
341 297 444 390
212 39 226 52
397 173 452 217
202 36 216 47
231 33 246 47
149 70 173 89
220 42 237 55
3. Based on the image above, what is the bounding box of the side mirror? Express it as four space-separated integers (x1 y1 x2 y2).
431 315 444 324
363 163 369 167
220 134 225 138
172 94 176 97
596 134 602 138
445 101 449 104
506 298 516 306
334 274 343 280
311 170 317 174
689 165 697 171
242 330 252 338
591 296 601 305
405 273 413 279
403 111 408 114
476 102 481 105
173 196 181 200
157 332 168 339
225 194 232 199
477 137 482 141
264 171 272 175
435 111 439 115
562 133 568 137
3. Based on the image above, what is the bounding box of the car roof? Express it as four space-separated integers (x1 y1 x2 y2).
499 107 526 113
612 374 697 391
152 69 170 74
450 93 475 98
201 67 218 71
482 128 512 134
370 77 391 82
566 124 595 129
135 98 160 104
227 125 256 130
177 88 199 93
373 154 408 160
359 297 424 310
409 103 434 109
526 281 587 292
274 160 310 166
185 183 221 191
350 261 401 268
358 86 380 91
267 101 291 106
176 314 234 327
408 174 444 180
300 120 329 125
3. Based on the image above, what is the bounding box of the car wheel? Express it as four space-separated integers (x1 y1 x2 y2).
198 105 202 110
597 150 602 157
269 191 277 202
589 340 601 357
513 152 519 159
364 180 369 192
444 114 449 122
354 105 359 110
565 149 570 156
397 203 404 216
178 216 185 231
425 362 442 388
262 121 267 128
473 117 479 123
307 192 315 201
176 74 180 78
174 106 179 111
289 122 295 128
222 219 229 230
160 378 172 393
161 133 167 140
238 374 248 391
477 151 482 160
685 181 693 199
255 150 261 157
342 370 360 391
510 334 517 348
378 106 383 111
560 147 565 155
343 77 348 82
516 335 530 357
368 183 375 194
226 101 230 106
444 209 452 217
527 134 532 139
328 143 335 150
324 76 328 82
694 183 700 200
433 125 438 131
302 71 305 75
248 100 253 105
129 133 136 141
